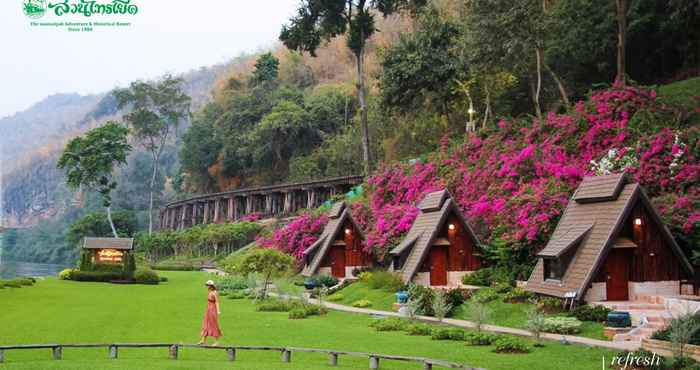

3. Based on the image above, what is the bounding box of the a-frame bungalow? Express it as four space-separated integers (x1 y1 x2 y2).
301 201 372 278
525 173 695 302
389 189 482 287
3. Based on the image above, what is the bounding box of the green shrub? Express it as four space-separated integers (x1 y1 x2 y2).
502 287 533 303
2 280 23 288
445 288 470 307
406 323 433 336
256 299 293 312
159 276 168 282
543 317 582 334
408 284 434 315
472 288 499 303
91 264 125 273
133 268 160 285
227 290 248 300
431 328 465 341
465 332 502 346
652 315 700 345
289 308 308 319
571 305 611 322
217 275 249 291
327 293 344 302
352 299 372 308
369 318 408 332
536 297 564 313
14 278 35 286
151 264 198 271
317 275 339 287
367 271 403 292
462 268 493 286
358 271 373 282
58 268 76 280
493 337 530 354
494 282 512 294
71 270 126 282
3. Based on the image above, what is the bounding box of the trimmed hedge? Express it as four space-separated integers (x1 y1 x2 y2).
71 270 127 282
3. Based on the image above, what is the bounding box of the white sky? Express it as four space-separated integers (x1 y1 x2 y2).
0 0 300 118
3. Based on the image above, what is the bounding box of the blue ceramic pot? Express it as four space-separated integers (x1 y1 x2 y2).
395 291 409 304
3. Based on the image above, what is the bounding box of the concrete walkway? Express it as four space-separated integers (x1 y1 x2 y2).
313 299 640 352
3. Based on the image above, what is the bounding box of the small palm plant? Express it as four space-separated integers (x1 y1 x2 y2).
468 301 491 333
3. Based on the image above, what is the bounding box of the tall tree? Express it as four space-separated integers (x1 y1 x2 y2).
57 122 132 237
250 52 280 87
615 0 628 86
114 75 191 234
279 0 427 174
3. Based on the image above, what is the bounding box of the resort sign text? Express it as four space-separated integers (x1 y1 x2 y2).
24 0 138 19
23 0 137 32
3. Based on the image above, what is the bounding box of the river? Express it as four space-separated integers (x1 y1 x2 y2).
0 260 70 279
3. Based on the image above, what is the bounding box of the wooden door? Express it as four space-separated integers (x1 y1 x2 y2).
330 246 346 278
430 246 448 286
606 249 630 301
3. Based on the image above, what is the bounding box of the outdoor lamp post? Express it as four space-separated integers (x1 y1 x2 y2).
467 101 476 133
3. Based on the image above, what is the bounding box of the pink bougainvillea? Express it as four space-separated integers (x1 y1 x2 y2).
256 212 328 260
264 85 700 259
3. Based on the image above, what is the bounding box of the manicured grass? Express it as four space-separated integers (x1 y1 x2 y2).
0 272 616 369
658 76 700 108
330 281 397 311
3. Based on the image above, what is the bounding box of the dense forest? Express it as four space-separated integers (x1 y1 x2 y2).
2 0 699 265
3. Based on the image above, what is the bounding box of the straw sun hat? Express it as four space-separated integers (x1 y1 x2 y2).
205 280 216 287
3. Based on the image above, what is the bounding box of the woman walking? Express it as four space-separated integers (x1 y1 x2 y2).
198 280 222 346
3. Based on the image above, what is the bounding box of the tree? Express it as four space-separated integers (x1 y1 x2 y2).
526 307 547 347
251 100 311 169
114 75 191 234
250 52 280 87
57 122 132 237
235 248 296 299
464 0 569 118
615 0 628 86
379 7 464 117
280 0 427 174
66 211 138 248
179 103 223 192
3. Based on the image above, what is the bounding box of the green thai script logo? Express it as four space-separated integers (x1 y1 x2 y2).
24 0 138 18
23 0 47 19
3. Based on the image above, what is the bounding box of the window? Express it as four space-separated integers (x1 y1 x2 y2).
544 259 563 281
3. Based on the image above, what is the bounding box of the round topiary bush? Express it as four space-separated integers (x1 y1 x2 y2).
133 268 160 285
58 268 76 280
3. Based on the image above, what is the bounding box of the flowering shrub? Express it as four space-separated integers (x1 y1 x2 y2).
256 212 328 260
264 85 700 262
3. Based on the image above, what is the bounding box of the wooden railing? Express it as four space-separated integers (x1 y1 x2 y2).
0 343 483 369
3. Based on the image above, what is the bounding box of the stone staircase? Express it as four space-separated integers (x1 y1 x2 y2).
593 297 674 343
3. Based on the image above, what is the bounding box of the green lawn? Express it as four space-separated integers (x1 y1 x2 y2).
658 76 700 108
329 281 397 311
0 272 617 369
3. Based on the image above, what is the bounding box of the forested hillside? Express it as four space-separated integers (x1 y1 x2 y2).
3 0 698 265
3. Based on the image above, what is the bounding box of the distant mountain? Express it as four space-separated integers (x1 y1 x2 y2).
0 61 234 228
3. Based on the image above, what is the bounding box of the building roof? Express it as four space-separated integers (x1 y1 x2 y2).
82 237 134 250
537 223 594 258
389 189 481 283
572 173 626 203
526 174 693 299
301 202 365 276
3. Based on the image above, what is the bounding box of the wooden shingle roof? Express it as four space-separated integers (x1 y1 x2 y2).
301 202 365 276
537 223 593 258
526 175 693 299
390 190 480 283
572 173 626 203
82 237 134 250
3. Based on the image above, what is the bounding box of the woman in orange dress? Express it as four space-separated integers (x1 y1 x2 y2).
198 280 222 346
